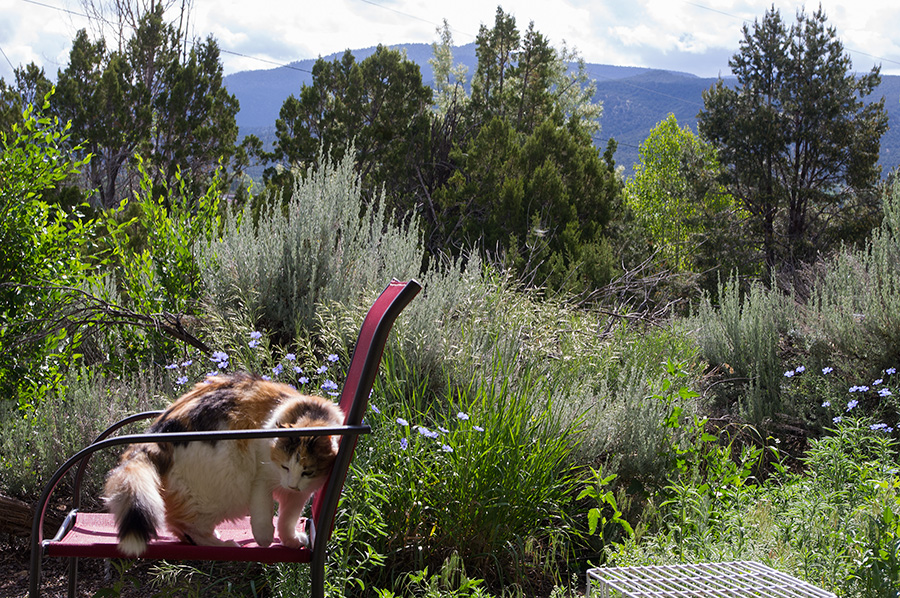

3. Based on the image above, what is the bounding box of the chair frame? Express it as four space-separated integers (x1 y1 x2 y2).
29 278 421 598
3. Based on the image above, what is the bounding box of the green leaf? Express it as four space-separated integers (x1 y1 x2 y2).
587 507 601 535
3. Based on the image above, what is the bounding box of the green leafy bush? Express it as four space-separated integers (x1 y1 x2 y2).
610 413 900 597
0 91 95 410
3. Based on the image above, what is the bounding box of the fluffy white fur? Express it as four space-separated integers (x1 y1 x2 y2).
104 376 342 556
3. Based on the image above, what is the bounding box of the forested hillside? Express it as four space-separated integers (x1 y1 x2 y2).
223 43 900 175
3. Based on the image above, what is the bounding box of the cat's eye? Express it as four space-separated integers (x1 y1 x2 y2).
281 465 289 471
301 471 314 477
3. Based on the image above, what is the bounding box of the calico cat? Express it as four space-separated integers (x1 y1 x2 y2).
103 372 344 556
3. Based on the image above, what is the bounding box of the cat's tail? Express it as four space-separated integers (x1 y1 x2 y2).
103 446 166 557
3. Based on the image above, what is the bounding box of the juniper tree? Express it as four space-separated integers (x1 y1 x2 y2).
698 6 888 274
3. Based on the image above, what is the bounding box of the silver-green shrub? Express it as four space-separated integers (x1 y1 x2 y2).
809 178 900 367
695 275 786 425
0 368 165 501
200 154 422 340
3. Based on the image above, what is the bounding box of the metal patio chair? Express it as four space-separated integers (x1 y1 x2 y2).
29 278 421 598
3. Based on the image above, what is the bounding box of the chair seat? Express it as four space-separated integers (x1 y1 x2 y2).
45 512 312 564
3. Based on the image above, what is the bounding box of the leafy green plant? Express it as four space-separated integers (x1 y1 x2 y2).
610 411 900 597
853 478 900 596
375 552 490 598
0 90 96 410
578 466 634 542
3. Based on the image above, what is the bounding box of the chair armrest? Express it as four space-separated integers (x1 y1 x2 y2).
72 411 164 510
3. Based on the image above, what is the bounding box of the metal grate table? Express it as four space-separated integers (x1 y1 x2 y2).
587 561 836 597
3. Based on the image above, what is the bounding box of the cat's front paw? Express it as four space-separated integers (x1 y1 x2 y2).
251 520 275 548
280 530 309 549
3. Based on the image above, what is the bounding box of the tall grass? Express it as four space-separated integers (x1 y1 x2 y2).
308 354 584 596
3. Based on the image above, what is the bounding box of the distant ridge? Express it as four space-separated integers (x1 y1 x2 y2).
224 42 900 175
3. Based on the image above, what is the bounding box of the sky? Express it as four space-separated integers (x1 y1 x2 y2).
2 0 899 84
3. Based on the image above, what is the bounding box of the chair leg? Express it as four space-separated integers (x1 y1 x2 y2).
310 552 325 598
28 541 47 598
67 557 78 598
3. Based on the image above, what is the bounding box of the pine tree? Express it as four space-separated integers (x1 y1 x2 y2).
699 6 888 273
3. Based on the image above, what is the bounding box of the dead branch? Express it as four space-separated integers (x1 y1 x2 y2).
1 282 211 355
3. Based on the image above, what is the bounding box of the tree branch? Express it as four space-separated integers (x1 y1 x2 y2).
1 282 211 354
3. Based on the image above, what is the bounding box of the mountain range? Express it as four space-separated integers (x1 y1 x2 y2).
223 42 900 177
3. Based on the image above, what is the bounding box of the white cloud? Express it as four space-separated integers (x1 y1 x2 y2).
1 0 898 82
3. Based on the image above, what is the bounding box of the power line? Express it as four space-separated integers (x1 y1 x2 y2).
0 44 15 73
14 0 314 75
682 0 900 69
356 0 475 40
220 50 312 74
21 0 90 20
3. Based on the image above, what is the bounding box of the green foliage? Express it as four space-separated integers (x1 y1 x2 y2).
201 152 423 343
853 477 900 596
375 553 489 598
264 9 613 298
103 157 222 315
0 91 96 408
611 412 900 598
625 114 738 273
52 5 239 208
467 9 601 136
699 5 889 273
267 45 432 207
430 21 470 118
424 9 616 296
433 115 621 294
578 466 634 541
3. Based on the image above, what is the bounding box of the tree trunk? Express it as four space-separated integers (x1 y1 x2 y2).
0 493 61 536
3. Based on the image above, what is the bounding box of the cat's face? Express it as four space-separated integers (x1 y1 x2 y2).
271 433 339 492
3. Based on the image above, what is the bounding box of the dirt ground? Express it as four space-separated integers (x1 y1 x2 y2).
2 535 270 598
